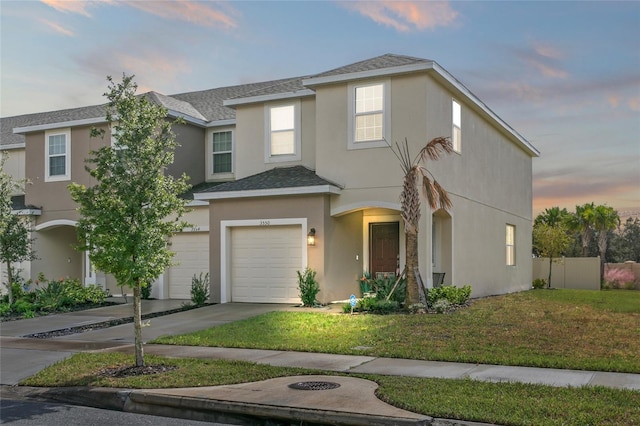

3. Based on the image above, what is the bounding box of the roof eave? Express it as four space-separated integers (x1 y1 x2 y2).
223 89 316 107
302 62 434 87
428 63 540 157
194 185 342 200
13 117 107 134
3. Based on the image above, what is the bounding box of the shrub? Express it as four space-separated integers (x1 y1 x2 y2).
141 282 152 300
433 298 451 314
427 285 472 307
0 302 12 316
370 300 400 314
603 268 635 290
532 278 547 289
13 298 35 314
297 267 320 307
34 278 107 311
407 303 427 314
373 275 405 303
191 272 210 306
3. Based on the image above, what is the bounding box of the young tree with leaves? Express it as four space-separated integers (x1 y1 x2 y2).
391 137 453 305
533 222 571 288
69 75 190 367
0 154 36 305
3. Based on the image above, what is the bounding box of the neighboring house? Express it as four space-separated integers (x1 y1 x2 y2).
1 54 539 303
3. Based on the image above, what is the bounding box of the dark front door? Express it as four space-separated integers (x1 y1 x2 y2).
370 222 399 276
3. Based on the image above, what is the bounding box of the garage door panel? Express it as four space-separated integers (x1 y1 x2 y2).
230 225 301 304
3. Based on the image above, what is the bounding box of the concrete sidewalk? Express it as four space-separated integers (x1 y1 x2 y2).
2 300 639 425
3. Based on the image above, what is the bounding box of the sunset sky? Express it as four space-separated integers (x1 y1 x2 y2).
1 1 638 217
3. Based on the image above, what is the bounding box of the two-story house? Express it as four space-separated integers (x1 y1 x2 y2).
1 54 539 303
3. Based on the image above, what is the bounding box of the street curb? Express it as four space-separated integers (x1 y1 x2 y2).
127 389 432 426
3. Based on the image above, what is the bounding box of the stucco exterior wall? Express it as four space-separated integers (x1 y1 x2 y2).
311 71 533 297
1 148 26 193
31 225 82 281
168 122 205 185
25 125 108 225
209 194 329 303
233 97 316 179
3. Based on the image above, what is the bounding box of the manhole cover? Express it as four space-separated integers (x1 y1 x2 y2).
288 381 341 391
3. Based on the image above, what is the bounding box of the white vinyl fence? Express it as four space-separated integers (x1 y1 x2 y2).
532 257 600 290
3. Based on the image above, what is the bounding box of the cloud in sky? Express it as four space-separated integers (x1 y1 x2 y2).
123 0 239 29
340 1 458 32
41 19 75 36
40 0 239 29
40 0 92 17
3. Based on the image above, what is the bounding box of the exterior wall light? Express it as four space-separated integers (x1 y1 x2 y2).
307 228 316 246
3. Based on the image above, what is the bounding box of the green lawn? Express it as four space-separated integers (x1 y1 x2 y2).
23 352 640 426
154 289 640 373
22 290 640 426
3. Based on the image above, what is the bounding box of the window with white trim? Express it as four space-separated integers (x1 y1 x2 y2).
45 128 70 182
348 80 390 149
452 99 461 153
265 101 301 163
506 224 516 266
212 130 233 174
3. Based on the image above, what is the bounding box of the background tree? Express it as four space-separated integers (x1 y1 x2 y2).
69 75 190 367
566 202 596 256
609 217 640 263
594 205 620 278
391 137 453 305
533 222 571 288
0 154 36 304
534 206 570 227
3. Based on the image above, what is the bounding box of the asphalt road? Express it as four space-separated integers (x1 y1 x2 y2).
0 397 231 425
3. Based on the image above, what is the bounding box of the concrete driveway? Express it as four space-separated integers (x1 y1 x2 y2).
0 300 293 385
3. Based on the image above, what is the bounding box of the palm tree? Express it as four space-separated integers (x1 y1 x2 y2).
391 137 453 305
567 203 596 256
534 207 570 227
594 205 620 279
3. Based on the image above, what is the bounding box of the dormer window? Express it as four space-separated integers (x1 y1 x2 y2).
45 128 70 182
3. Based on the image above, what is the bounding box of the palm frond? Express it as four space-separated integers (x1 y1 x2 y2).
433 179 452 211
418 137 453 163
421 174 438 210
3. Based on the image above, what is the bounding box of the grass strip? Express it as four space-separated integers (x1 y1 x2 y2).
21 352 640 426
153 290 640 373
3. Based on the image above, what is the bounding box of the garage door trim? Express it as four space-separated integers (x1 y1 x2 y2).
220 218 308 303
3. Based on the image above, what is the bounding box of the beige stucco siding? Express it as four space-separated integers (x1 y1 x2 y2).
209 194 336 303
233 97 316 179
25 125 107 225
168 122 205 185
1 149 26 193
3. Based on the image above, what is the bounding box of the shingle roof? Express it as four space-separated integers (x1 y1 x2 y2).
1 105 107 146
145 92 207 121
311 53 431 79
197 166 342 194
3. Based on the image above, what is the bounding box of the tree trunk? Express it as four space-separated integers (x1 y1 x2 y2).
133 282 144 367
405 230 420 305
5 261 13 305
598 233 607 281
547 256 553 289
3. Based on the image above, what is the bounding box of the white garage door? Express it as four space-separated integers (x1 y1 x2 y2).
169 232 209 299
231 225 302 303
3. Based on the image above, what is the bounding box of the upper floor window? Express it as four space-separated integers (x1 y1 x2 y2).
45 128 70 182
452 99 461 153
506 224 516 266
348 80 390 149
265 101 301 163
212 131 233 174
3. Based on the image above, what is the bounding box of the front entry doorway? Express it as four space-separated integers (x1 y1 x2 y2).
370 222 399 277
